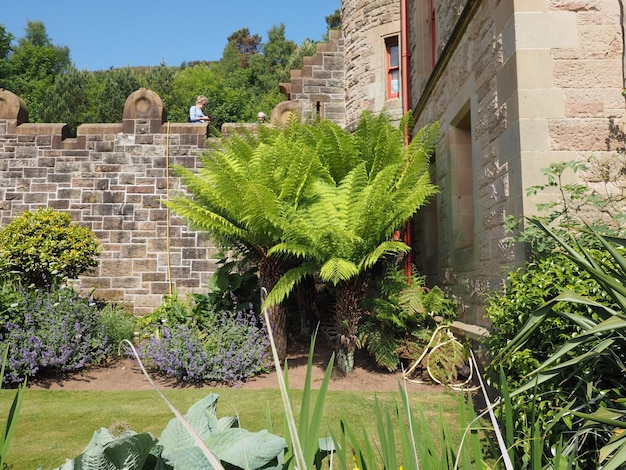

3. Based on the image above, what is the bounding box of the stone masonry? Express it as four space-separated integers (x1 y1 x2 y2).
278 29 347 127
0 88 218 314
407 0 625 327
342 0 402 129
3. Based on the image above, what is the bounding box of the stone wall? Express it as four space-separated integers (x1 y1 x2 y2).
407 0 625 327
0 88 218 314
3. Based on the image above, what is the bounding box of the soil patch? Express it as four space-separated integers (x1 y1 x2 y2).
28 336 441 393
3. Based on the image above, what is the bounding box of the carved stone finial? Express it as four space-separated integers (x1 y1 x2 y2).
0 88 29 124
270 101 299 127
122 88 166 134
123 88 165 120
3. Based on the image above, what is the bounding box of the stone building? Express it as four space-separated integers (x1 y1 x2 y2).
407 0 624 329
277 0 625 332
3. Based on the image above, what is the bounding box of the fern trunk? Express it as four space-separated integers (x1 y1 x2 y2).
258 256 289 362
334 279 367 374
295 275 319 336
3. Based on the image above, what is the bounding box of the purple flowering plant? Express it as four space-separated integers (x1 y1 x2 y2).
137 296 270 385
0 285 112 386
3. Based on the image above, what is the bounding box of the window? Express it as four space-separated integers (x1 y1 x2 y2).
386 36 400 99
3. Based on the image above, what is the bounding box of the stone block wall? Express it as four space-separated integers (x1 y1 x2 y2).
407 0 625 327
0 88 218 314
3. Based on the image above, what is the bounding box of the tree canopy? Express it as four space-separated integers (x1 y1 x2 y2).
0 18 329 133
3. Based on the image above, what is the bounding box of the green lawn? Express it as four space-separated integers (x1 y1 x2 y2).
1 387 463 469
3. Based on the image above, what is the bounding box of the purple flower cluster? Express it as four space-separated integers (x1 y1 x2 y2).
0 286 111 386
138 306 270 384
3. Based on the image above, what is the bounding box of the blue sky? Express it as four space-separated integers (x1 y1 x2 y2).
2 0 340 71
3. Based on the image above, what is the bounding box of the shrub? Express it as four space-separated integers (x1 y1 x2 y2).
485 252 611 387
491 220 626 467
487 159 626 467
0 286 111 385
0 208 101 287
206 251 260 314
138 306 270 384
99 303 137 350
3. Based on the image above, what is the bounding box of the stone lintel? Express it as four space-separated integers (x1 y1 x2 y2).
309 94 332 103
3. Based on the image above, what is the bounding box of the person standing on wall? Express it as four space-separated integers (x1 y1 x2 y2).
189 95 211 123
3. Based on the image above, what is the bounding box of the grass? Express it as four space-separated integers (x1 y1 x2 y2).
0 386 462 470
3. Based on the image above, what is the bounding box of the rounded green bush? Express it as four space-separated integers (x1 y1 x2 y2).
0 208 102 287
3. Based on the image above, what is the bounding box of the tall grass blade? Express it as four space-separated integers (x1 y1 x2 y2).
260 287 306 470
297 327 335 468
470 349 514 470
0 345 26 470
120 340 225 470
399 376 420 470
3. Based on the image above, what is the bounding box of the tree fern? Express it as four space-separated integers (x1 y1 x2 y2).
166 118 333 361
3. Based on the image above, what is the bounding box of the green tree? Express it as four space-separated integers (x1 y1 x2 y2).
225 28 262 68
145 64 176 114
39 66 92 134
266 112 440 373
4 20 71 122
0 25 14 85
95 67 142 122
326 9 342 30
169 64 219 124
255 24 296 84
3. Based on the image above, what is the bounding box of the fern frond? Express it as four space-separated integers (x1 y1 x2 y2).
316 120 359 182
359 241 411 271
319 258 360 285
279 143 320 204
241 183 283 237
165 197 249 243
264 261 318 308
409 121 440 158
267 242 317 260
358 319 400 371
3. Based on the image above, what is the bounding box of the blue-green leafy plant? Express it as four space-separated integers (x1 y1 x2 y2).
52 393 286 470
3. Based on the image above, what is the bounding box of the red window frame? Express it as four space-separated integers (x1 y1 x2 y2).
386 36 400 99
